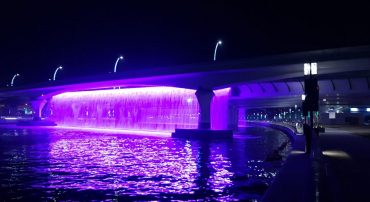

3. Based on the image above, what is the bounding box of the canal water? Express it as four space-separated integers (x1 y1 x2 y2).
0 126 291 201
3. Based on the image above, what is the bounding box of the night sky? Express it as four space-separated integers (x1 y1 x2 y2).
1 1 369 86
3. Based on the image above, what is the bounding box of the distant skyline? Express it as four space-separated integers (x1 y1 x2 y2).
1 1 370 85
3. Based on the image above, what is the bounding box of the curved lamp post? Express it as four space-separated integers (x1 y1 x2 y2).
10 73 20 87
114 56 124 73
213 40 222 61
53 66 63 81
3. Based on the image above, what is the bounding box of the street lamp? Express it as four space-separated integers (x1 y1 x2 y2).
10 73 20 87
53 66 63 81
301 94 306 101
304 62 317 76
114 56 124 73
213 40 222 61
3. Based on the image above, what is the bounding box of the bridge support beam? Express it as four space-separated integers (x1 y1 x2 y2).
195 87 214 129
31 99 47 120
228 104 239 130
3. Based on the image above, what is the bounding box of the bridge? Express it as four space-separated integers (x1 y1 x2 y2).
1 46 370 201
1 46 369 131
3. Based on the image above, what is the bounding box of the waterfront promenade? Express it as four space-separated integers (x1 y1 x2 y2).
261 124 370 202
320 126 370 202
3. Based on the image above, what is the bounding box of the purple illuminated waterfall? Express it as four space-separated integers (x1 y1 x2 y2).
211 88 231 130
50 87 230 132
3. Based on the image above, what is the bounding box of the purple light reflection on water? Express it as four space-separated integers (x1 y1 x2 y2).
54 125 172 137
0 125 290 201
43 135 199 193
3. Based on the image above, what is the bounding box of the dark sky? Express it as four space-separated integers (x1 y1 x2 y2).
1 1 370 86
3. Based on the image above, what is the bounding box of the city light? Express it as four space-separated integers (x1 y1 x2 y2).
213 40 222 61
4 117 18 120
301 94 306 101
304 63 310 76
350 108 359 112
304 62 318 75
366 108 370 112
10 73 20 87
322 150 351 159
114 55 124 73
53 66 63 81
311 62 317 75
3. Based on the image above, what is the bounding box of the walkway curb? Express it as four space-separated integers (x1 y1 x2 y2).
248 122 316 202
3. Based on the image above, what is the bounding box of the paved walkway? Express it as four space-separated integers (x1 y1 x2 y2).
261 124 370 202
261 126 316 202
319 126 370 202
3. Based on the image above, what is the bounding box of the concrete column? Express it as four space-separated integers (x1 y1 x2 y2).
195 87 214 129
228 104 239 130
31 99 47 120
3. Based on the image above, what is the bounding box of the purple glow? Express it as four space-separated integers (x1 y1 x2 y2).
50 86 231 132
211 88 231 130
30 132 235 196
55 126 171 137
50 87 200 132
41 134 200 193
1 126 286 200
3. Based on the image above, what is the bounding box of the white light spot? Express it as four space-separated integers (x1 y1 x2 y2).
322 150 351 159
291 150 305 154
302 94 306 101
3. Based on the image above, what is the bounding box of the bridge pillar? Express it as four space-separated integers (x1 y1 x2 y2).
228 104 239 130
31 99 47 120
195 87 215 129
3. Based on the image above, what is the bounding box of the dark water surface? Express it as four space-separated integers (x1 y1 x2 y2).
0 126 290 201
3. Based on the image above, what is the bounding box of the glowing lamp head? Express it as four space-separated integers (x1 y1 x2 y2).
301 94 306 101
304 62 318 75
59 66 63 69
218 40 222 45
311 63 317 75
119 56 124 60
304 63 310 76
